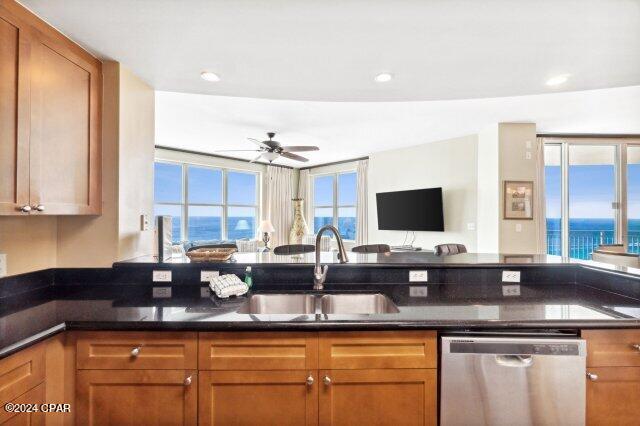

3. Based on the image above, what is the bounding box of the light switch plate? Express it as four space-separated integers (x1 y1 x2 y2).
140 214 150 231
201 270 220 282
152 270 172 282
409 270 428 282
502 284 521 296
502 270 521 282
0 254 6 278
409 286 428 297
515 223 522 232
152 287 172 298
525 151 532 160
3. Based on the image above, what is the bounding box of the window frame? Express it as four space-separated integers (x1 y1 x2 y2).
310 170 358 241
542 138 640 258
153 160 260 242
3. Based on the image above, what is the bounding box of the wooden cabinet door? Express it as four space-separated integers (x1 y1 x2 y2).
319 369 437 426
28 29 101 215
587 367 640 426
76 370 197 426
0 383 45 426
0 7 29 215
199 370 318 426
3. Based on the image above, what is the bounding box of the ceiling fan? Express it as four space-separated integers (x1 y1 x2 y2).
214 132 319 163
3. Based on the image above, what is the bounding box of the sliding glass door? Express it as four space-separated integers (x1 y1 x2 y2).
544 139 639 260
628 145 640 254
568 145 617 259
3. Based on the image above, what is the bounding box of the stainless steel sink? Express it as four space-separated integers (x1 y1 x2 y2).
236 294 316 314
237 293 399 315
320 293 399 314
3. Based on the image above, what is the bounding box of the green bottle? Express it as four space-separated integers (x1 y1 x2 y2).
244 266 253 288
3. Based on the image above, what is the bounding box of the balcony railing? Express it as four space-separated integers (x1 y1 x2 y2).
547 230 640 259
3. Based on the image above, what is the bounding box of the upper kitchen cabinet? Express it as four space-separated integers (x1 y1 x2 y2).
0 0 102 216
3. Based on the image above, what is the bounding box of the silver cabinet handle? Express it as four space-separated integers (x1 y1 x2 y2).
131 346 141 357
323 376 331 385
306 375 314 386
18 205 31 213
31 205 45 212
184 375 192 386
631 344 640 351
586 372 598 381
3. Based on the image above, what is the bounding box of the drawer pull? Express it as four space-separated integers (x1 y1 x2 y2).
586 372 598 381
130 347 141 357
184 375 192 386
306 375 314 386
323 376 332 385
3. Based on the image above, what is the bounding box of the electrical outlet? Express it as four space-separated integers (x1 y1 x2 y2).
152 287 172 298
467 222 476 231
201 270 220 282
152 270 172 282
502 270 521 282
409 270 428 282
409 286 428 297
200 286 211 298
0 254 6 278
502 284 521 296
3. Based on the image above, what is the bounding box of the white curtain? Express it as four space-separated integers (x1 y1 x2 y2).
297 169 310 219
265 165 293 248
535 137 547 254
355 159 369 245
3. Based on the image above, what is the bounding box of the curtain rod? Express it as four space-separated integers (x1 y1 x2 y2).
299 156 369 171
537 133 640 139
154 145 294 169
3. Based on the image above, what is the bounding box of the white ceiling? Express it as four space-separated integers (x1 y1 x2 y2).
19 0 640 101
156 86 640 167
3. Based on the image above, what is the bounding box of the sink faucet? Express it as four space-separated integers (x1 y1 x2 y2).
314 225 349 290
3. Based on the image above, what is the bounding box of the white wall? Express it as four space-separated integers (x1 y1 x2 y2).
367 135 478 251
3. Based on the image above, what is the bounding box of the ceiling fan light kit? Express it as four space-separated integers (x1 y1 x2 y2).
214 132 320 164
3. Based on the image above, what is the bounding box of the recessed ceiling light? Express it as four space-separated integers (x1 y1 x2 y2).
201 71 220 82
546 74 570 86
374 73 393 83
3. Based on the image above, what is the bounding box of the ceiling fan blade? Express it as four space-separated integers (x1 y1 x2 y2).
280 152 309 162
214 149 262 152
249 153 264 163
281 146 320 152
248 138 270 148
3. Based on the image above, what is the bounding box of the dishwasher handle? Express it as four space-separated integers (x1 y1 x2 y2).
495 354 533 367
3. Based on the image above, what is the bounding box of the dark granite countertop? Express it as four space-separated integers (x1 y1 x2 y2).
3 280 640 359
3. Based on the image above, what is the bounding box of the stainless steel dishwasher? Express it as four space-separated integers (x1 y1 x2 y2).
441 336 586 426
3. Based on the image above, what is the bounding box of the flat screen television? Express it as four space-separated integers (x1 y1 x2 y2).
376 187 444 231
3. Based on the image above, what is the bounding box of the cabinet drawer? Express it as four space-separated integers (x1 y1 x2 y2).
319 331 437 369
584 330 640 367
0 382 45 425
0 344 45 405
76 332 197 370
199 332 318 370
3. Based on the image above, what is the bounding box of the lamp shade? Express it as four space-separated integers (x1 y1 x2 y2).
259 220 275 233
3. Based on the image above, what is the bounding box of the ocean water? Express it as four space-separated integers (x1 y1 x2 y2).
166 215 357 243
547 218 640 259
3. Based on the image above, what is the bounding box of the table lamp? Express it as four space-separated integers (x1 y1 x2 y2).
258 220 275 250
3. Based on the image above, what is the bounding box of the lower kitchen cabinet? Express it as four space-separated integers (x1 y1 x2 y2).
76 370 197 426
586 367 640 426
0 383 45 426
318 369 437 426
198 370 318 426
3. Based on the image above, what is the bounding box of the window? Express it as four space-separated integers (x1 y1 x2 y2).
312 171 357 240
543 140 640 259
153 161 259 242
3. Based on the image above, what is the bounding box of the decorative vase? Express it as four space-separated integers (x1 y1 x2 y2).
289 198 310 244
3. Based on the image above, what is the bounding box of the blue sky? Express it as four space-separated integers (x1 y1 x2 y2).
546 164 640 219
